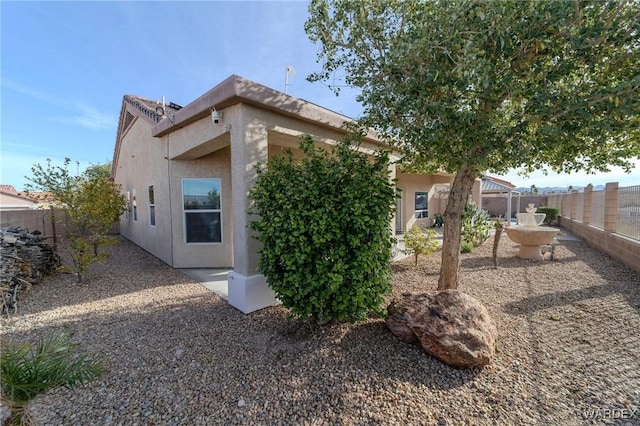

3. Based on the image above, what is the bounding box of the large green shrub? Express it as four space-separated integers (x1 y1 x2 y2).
249 134 397 324
536 206 560 225
461 202 492 246
403 225 439 266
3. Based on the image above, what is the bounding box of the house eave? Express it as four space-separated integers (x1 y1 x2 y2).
151 75 383 146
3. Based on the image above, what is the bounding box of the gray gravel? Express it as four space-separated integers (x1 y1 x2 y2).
1 232 639 425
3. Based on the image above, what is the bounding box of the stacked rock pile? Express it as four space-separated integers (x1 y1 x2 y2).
1 227 60 315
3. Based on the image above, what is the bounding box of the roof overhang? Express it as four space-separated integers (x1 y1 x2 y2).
152 75 382 145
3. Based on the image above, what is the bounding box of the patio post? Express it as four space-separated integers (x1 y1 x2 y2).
227 114 278 314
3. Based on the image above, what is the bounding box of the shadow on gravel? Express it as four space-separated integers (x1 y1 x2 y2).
498 237 640 425
3 291 481 424
16 237 209 316
504 281 640 317
338 321 483 390
503 239 640 317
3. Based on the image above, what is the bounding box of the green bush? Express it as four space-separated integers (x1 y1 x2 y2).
461 241 475 253
462 202 492 246
403 225 439 266
1 331 104 424
249 134 397 324
536 206 560 225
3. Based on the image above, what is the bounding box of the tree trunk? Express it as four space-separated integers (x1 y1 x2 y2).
493 221 504 268
438 165 477 290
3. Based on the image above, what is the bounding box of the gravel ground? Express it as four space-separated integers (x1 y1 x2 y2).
1 231 639 425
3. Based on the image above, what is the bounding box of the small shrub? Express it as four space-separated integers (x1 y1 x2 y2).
403 225 439 266
462 202 492 246
249 134 396 324
461 241 474 253
536 206 560 225
1 331 104 424
59 236 108 283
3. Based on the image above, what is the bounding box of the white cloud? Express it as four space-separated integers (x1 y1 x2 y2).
49 103 116 130
1 78 116 131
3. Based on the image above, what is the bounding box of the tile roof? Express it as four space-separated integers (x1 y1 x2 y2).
0 185 18 195
123 95 182 124
0 185 46 203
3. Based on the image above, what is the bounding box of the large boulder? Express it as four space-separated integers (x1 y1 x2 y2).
386 290 497 368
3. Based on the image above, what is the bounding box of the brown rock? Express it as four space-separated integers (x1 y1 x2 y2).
385 293 419 344
386 290 497 368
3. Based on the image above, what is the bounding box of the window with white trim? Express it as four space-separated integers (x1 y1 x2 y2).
415 191 428 219
132 189 137 221
148 185 156 227
125 191 131 219
183 178 222 243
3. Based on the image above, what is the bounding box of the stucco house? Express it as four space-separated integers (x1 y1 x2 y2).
112 75 481 313
0 185 39 210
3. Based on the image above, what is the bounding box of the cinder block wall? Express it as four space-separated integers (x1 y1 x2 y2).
0 209 70 240
548 183 640 275
0 209 118 243
559 217 640 275
482 195 549 218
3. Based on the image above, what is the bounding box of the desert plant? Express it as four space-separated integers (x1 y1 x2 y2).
461 241 474 253
25 159 126 259
60 237 107 282
1 331 104 424
462 202 492 247
536 206 560 225
492 220 505 268
249 133 396 324
403 225 439 266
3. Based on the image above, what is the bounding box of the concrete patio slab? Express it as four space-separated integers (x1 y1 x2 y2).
179 268 231 300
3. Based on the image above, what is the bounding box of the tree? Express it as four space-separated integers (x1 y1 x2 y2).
403 225 439 266
249 134 396 323
306 0 640 289
25 158 127 280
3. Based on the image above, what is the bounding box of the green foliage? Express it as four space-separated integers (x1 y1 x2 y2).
25 158 126 274
1 330 104 424
536 206 560 225
403 225 439 266
461 202 492 247
461 242 474 254
306 0 640 289
249 134 396 323
59 237 107 283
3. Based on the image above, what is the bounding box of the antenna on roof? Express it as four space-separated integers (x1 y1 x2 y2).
155 96 175 124
284 65 296 94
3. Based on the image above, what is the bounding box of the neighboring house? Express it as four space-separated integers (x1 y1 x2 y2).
482 176 520 219
112 75 482 313
0 185 39 210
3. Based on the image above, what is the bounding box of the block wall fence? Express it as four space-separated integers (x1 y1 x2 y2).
548 183 640 275
0 209 118 243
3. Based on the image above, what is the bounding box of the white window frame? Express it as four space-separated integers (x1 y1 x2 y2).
124 191 131 220
132 189 137 221
415 191 429 219
182 178 222 244
148 185 156 227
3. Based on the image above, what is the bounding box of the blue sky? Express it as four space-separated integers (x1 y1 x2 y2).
1 1 637 191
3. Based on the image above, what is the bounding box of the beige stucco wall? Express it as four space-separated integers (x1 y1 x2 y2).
396 171 453 232
115 116 173 266
114 99 482 271
0 193 38 210
168 146 233 268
